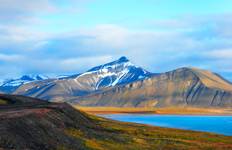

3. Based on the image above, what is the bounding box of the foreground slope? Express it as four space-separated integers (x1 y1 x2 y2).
72 67 232 107
0 94 232 150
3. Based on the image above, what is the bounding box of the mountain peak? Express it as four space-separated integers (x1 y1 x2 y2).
76 55 151 89
172 67 232 92
107 56 130 66
20 74 49 81
88 56 131 72
118 56 129 63
0 74 49 93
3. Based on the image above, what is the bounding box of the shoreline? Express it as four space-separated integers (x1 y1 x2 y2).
75 106 232 115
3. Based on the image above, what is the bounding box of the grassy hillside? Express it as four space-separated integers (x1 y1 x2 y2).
0 95 232 150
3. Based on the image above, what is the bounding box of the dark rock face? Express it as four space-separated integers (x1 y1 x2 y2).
71 68 232 108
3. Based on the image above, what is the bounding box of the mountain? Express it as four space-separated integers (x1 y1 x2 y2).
86 56 152 86
0 94 232 150
13 57 232 108
71 67 232 107
0 75 49 94
14 56 152 101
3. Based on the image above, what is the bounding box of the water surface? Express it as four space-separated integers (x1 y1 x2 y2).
101 114 232 136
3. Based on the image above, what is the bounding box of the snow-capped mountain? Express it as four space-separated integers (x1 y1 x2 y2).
0 75 49 93
14 56 153 101
84 56 152 88
5 56 232 108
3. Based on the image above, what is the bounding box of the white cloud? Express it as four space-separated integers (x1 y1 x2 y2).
208 49 232 59
0 0 57 24
0 53 24 62
81 25 130 49
60 55 113 72
0 8 232 81
0 25 49 44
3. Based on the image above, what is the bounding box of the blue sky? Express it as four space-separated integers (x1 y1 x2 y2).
0 0 232 81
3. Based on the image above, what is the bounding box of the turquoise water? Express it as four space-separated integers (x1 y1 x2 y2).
101 114 232 136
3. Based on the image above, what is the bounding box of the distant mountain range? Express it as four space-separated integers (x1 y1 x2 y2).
0 75 49 93
2 56 232 108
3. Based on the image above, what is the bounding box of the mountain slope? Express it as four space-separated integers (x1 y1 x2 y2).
0 94 232 150
14 57 152 101
0 75 49 94
12 57 232 108
71 67 232 107
190 67 232 91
